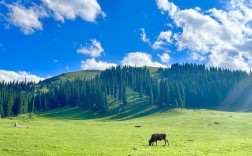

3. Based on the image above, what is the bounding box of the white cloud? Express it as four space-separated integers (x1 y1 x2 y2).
121 52 167 67
140 28 173 51
189 52 206 61
0 70 45 83
156 0 252 71
173 9 221 52
156 0 178 16
7 3 47 35
81 58 116 70
152 31 172 50
158 53 170 63
2 0 105 34
42 0 106 23
140 28 150 44
77 39 104 57
207 49 251 71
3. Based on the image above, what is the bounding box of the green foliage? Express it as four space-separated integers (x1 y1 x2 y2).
12 96 21 116
158 63 252 110
1 63 252 118
122 82 127 106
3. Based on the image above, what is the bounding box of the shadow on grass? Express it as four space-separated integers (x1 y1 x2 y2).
39 107 106 120
109 104 161 121
38 103 168 121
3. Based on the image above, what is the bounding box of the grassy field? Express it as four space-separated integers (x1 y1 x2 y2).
0 107 252 156
42 70 100 85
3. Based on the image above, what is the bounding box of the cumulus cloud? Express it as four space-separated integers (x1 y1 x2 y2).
207 50 250 71
158 53 170 63
81 58 116 70
156 0 178 16
0 70 45 83
7 3 47 35
140 28 150 44
1 0 105 34
140 28 173 51
121 52 167 67
156 0 252 71
42 0 106 23
152 31 172 50
189 52 206 61
77 39 104 57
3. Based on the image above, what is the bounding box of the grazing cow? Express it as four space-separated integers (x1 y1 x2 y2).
149 133 169 146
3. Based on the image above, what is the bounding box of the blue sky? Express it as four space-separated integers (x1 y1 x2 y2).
0 0 252 82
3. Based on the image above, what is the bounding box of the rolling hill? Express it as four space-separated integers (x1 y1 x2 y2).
1 64 252 155
41 70 100 85
39 64 252 113
1 63 252 120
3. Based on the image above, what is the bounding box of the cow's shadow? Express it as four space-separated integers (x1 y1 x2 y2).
142 144 169 147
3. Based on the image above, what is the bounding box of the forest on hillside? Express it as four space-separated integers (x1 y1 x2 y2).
1 63 252 118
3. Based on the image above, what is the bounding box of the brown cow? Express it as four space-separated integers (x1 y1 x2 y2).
149 133 169 146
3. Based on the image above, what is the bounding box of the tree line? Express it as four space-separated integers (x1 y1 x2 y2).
1 63 252 117
157 63 252 110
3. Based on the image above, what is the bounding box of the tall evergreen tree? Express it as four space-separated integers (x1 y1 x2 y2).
12 96 21 116
122 82 127 106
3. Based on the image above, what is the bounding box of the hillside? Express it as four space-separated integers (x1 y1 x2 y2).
42 64 252 112
41 67 160 85
41 70 100 85
1 63 252 119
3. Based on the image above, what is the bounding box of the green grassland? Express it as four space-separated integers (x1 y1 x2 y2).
1 107 252 156
42 70 100 85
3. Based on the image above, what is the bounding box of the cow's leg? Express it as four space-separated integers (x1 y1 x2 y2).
166 139 169 146
156 141 157 146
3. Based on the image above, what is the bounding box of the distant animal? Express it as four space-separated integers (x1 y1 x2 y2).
214 122 219 125
149 133 169 146
134 126 141 128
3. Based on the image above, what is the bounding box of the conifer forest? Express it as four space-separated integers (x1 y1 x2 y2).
1 63 252 118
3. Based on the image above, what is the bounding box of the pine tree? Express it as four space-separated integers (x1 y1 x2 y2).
28 96 35 113
122 82 127 106
0 96 2 118
4 96 13 117
118 83 123 101
149 88 154 105
12 96 21 116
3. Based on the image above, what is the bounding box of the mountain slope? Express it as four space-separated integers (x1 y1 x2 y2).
1 64 252 119
41 70 100 85
41 67 161 85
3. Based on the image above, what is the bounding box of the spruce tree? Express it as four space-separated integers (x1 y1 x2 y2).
0 97 2 118
12 96 21 116
122 82 127 106
149 89 154 105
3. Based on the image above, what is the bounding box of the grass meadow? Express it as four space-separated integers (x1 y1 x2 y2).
0 107 252 156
